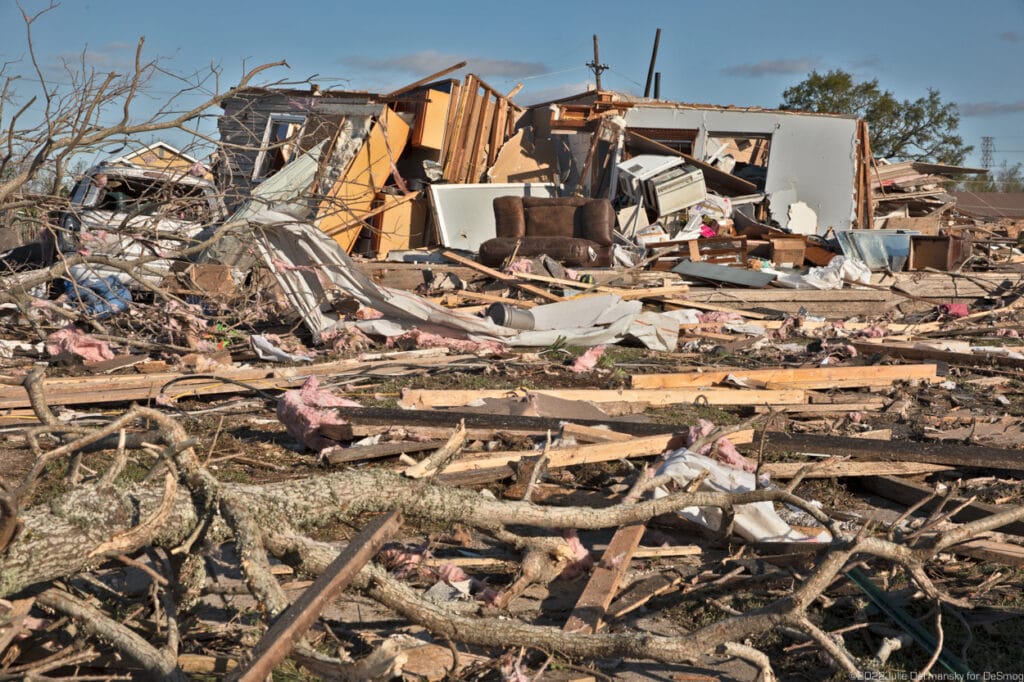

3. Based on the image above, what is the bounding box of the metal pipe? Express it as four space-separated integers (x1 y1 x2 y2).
643 28 662 98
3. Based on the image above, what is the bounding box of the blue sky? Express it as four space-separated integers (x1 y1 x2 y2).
2 0 1023 168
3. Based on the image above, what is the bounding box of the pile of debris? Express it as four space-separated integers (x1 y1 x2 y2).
1 64 1024 681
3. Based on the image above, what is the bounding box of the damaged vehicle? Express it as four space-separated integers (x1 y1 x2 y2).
55 165 227 314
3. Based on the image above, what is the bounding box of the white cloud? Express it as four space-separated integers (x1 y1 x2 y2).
342 50 547 79
723 58 818 77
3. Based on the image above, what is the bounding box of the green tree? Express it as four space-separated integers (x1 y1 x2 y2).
780 69 971 165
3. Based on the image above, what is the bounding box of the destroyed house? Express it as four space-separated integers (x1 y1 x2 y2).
214 76 522 255
523 91 872 234
215 87 385 205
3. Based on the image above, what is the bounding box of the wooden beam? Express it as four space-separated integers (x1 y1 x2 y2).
236 511 403 681
659 299 768 320
852 341 1024 371
0 354 454 411
761 461 953 479
325 440 446 465
631 364 940 390
563 524 645 634
510 271 689 300
860 476 1024 536
441 250 563 302
399 387 807 409
383 61 467 99
442 433 679 474
334 405 683 436
759 432 1024 474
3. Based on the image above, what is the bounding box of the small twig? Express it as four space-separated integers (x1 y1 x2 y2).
916 601 944 680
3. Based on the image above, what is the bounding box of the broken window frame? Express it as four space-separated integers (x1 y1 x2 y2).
704 131 772 169
627 128 698 156
252 113 308 182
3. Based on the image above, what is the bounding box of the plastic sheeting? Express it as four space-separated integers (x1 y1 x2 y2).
249 211 678 351
654 448 829 543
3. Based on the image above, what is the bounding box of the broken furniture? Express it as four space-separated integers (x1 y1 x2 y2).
617 155 707 235
479 196 615 267
770 235 807 267
908 233 973 271
648 237 748 271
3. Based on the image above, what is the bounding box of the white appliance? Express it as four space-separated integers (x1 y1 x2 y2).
617 154 706 220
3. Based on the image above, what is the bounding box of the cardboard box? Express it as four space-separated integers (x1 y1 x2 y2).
770 236 806 266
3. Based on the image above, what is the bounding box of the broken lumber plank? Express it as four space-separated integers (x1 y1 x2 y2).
178 654 238 675
750 401 886 414
608 571 686 619
399 388 807 409
953 540 1024 568
859 476 1024 536
325 440 446 465
0 353 458 411
336 405 682 436
757 432 1024 474
510 271 689 299
235 510 402 682
441 250 562 302
659 299 769 320
761 461 953 479
563 523 645 634
560 423 633 443
852 340 1024 371
441 433 680 474
632 364 940 390
441 291 539 308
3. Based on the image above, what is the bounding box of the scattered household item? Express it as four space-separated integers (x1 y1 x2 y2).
617 154 706 219
479 195 615 267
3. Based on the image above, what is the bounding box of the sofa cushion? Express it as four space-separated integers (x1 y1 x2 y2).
492 196 526 239
479 236 612 268
523 203 577 238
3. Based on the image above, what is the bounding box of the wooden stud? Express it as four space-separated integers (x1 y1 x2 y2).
631 364 940 390
235 511 402 681
399 387 807 409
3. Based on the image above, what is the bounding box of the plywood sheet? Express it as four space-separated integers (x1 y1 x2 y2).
411 89 450 151
374 193 427 257
317 107 410 252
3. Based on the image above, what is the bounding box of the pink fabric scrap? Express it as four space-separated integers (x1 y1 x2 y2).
45 325 115 362
939 303 969 318
569 345 606 373
386 329 506 356
700 224 717 238
276 376 361 451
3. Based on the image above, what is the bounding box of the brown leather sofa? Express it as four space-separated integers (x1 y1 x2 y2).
479 196 615 267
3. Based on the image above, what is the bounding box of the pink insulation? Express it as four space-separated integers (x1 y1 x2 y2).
568 345 606 373
686 418 755 473
276 376 361 451
558 530 594 579
386 329 506 356
45 325 115 362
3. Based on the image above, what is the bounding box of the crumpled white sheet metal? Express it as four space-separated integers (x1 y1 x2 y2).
250 212 678 350
653 448 829 543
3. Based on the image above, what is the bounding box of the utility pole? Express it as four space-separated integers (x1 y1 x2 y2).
643 28 662 98
981 136 994 169
586 34 608 91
